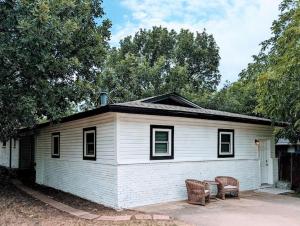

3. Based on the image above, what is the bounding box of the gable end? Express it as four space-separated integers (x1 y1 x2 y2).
142 93 201 109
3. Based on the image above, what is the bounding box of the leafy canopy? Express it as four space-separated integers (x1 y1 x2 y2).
98 27 220 103
4 0 298 143
0 0 111 141
202 53 269 116
256 0 300 141
208 0 300 141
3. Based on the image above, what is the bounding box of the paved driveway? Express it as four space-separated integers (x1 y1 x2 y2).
135 192 300 226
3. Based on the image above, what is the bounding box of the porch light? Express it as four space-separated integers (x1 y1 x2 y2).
255 139 260 145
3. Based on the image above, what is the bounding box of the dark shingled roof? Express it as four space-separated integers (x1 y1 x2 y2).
114 100 272 123
26 93 286 131
109 93 287 126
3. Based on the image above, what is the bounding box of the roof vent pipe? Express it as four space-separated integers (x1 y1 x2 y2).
99 92 108 106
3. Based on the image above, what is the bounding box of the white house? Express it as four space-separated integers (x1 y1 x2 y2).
0 138 19 168
1 93 283 208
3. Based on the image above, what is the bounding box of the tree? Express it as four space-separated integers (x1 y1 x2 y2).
99 27 220 103
0 0 111 141
211 0 299 141
202 53 269 115
200 80 257 115
256 0 300 141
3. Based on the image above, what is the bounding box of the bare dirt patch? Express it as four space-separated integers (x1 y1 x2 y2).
0 168 187 225
27 182 136 216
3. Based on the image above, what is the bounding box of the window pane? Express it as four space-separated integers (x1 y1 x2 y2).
221 143 230 153
221 134 231 142
155 131 168 141
155 143 168 153
86 144 95 155
53 137 59 154
86 132 94 143
3 141 6 147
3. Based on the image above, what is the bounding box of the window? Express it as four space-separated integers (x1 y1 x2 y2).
218 129 234 158
51 133 60 158
2 141 6 148
83 127 96 160
150 125 174 160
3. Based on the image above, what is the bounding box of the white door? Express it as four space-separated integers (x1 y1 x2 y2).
259 140 269 184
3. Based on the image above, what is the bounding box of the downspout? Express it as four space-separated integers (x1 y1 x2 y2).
9 138 12 168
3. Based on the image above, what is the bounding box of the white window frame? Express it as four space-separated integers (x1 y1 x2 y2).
51 133 60 157
152 128 172 157
219 131 233 156
84 130 96 158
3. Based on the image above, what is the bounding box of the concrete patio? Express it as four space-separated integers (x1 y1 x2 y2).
135 191 300 226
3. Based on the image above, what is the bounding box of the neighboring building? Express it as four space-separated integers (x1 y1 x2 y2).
0 93 284 208
276 139 300 190
276 139 300 154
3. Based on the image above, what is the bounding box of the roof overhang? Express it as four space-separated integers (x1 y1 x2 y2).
24 104 287 132
109 105 286 126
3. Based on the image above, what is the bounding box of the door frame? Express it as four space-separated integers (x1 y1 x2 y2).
257 138 273 185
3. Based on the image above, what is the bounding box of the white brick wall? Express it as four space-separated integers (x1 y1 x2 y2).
118 160 259 208
39 159 117 207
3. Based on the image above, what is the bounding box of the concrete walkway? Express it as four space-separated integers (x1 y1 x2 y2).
255 187 294 195
135 191 300 226
12 180 170 222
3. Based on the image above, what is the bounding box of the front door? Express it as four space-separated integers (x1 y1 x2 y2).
259 140 269 184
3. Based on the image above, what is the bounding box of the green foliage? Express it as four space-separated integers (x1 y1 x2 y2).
214 0 300 141
202 80 258 116
202 53 269 116
256 0 300 141
98 27 220 103
4 0 298 144
0 0 111 141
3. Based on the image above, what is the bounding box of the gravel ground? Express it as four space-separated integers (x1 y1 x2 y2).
0 168 187 226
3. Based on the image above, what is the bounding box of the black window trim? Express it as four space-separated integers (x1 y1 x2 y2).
83 127 97 161
51 132 60 158
218 129 234 158
150 125 174 160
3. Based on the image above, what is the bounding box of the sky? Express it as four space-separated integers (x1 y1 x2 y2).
102 0 281 86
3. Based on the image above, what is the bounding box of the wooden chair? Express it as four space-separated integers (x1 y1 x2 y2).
215 176 239 200
185 179 210 205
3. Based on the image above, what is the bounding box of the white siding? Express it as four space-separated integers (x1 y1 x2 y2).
116 113 277 208
0 139 19 168
35 112 118 208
